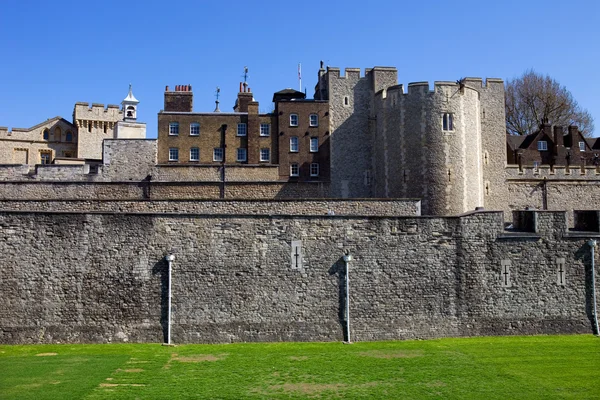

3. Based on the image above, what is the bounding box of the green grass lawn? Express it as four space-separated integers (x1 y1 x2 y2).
0 335 599 399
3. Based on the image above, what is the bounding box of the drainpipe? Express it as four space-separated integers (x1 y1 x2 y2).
343 253 353 343
165 254 175 344
588 240 600 336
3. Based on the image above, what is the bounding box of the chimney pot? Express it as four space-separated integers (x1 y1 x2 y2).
239 82 243 92
188 85 192 91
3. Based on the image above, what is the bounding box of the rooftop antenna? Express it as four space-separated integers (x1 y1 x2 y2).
298 63 302 92
214 86 221 112
242 66 249 92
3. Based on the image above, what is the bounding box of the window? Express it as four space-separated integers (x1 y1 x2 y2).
169 147 179 161
237 123 247 136
66 131 73 142
290 114 298 127
309 114 318 127
190 147 199 161
169 122 179 135
579 141 586 152
237 148 247 162
213 148 224 162
442 113 454 131
43 129 49 140
538 141 548 151
310 137 319 152
260 148 270 162
290 163 299 177
344 96 349 106
260 123 270 136
88 121 92 133
290 136 299 152
190 123 200 136
310 163 319 177
40 153 51 164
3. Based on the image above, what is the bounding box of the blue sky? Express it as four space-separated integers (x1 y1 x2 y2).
1 0 598 137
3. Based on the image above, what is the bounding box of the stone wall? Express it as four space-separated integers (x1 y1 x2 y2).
0 210 596 344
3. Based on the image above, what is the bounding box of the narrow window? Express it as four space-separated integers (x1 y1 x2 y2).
190 123 200 136
344 96 349 106
43 129 49 140
103 123 107 134
579 141 585 152
310 163 319 177
309 114 318 127
260 123 270 136
88 121 92 133
190 147 199 161
237 123 247 136
237 148 247 162
290 136 299 152
213 148 224 162
290 163 299 177
310 137 319 153
66 131 73 142
290 114 298 127
260 148 270 162
169 147 179 161
442 113 454 131
501 260 512 288
169 122 179 135
537 141 548 151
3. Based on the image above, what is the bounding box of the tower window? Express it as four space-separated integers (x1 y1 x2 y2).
442 113 454 131
344 97 349 106
103 123 107 134
169 122 179 135
190 123 200 136
88 121 92 133
538 141 548 151
579 141 586 152
290 114 298 127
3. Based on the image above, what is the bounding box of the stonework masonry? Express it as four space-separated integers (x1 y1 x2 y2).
0 209 597 344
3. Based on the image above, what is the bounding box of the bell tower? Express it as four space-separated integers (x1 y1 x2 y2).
122 84 139 121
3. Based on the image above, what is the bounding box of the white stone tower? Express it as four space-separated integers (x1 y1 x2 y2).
122 84 139 121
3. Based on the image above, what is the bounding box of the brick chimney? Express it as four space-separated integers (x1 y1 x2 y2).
234 82 254 113
164 84 193 112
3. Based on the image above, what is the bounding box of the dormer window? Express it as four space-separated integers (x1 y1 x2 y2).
538 141 548 151
290 114 298 127
579 141 585 152
442 113 454 131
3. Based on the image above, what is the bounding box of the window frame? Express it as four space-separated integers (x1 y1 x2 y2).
169 147 179 161
290 163 299 177
169 122 179 136
579 141 586 152
309 114 319 127
260 148 270 162
310 163 319 177
290 136 299 153
40 152 51 164
310 137 319 153
190 122 200 136
290 114 299 127
538 141 548 151
260 123 270 137
189 147 199 161
237 148 247 162
213 148 224 162
237 123 247 137
442 113 454 131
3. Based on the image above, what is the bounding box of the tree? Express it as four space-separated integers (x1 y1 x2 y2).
505 70 594 136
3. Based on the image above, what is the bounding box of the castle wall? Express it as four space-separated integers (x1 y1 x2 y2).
0 210 595 344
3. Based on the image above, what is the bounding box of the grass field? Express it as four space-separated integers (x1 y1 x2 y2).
1 335 599 399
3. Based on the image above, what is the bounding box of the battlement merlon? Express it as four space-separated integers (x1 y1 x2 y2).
73 102 123 122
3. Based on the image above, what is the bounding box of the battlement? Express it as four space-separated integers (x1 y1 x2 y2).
326 66 397 79
506 164 600 180
73 102 123 122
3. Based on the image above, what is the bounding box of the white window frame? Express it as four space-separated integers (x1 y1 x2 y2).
290 136 299 152
290 114 298 127
169 147 179 161
442 113 453 131
310 163 319 177
260 148 270 162
260 123 270 136
190 123 200 136
538 141 548 151
190 147 199 161
237 148 247 162
169 122 179 135
309 114 318 127
213 148 224 162
290 163 299 177
310 137 319 153
237 123 247 137
579 141 586 152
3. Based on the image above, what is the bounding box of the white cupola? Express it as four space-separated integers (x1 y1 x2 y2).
122 84 139 121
